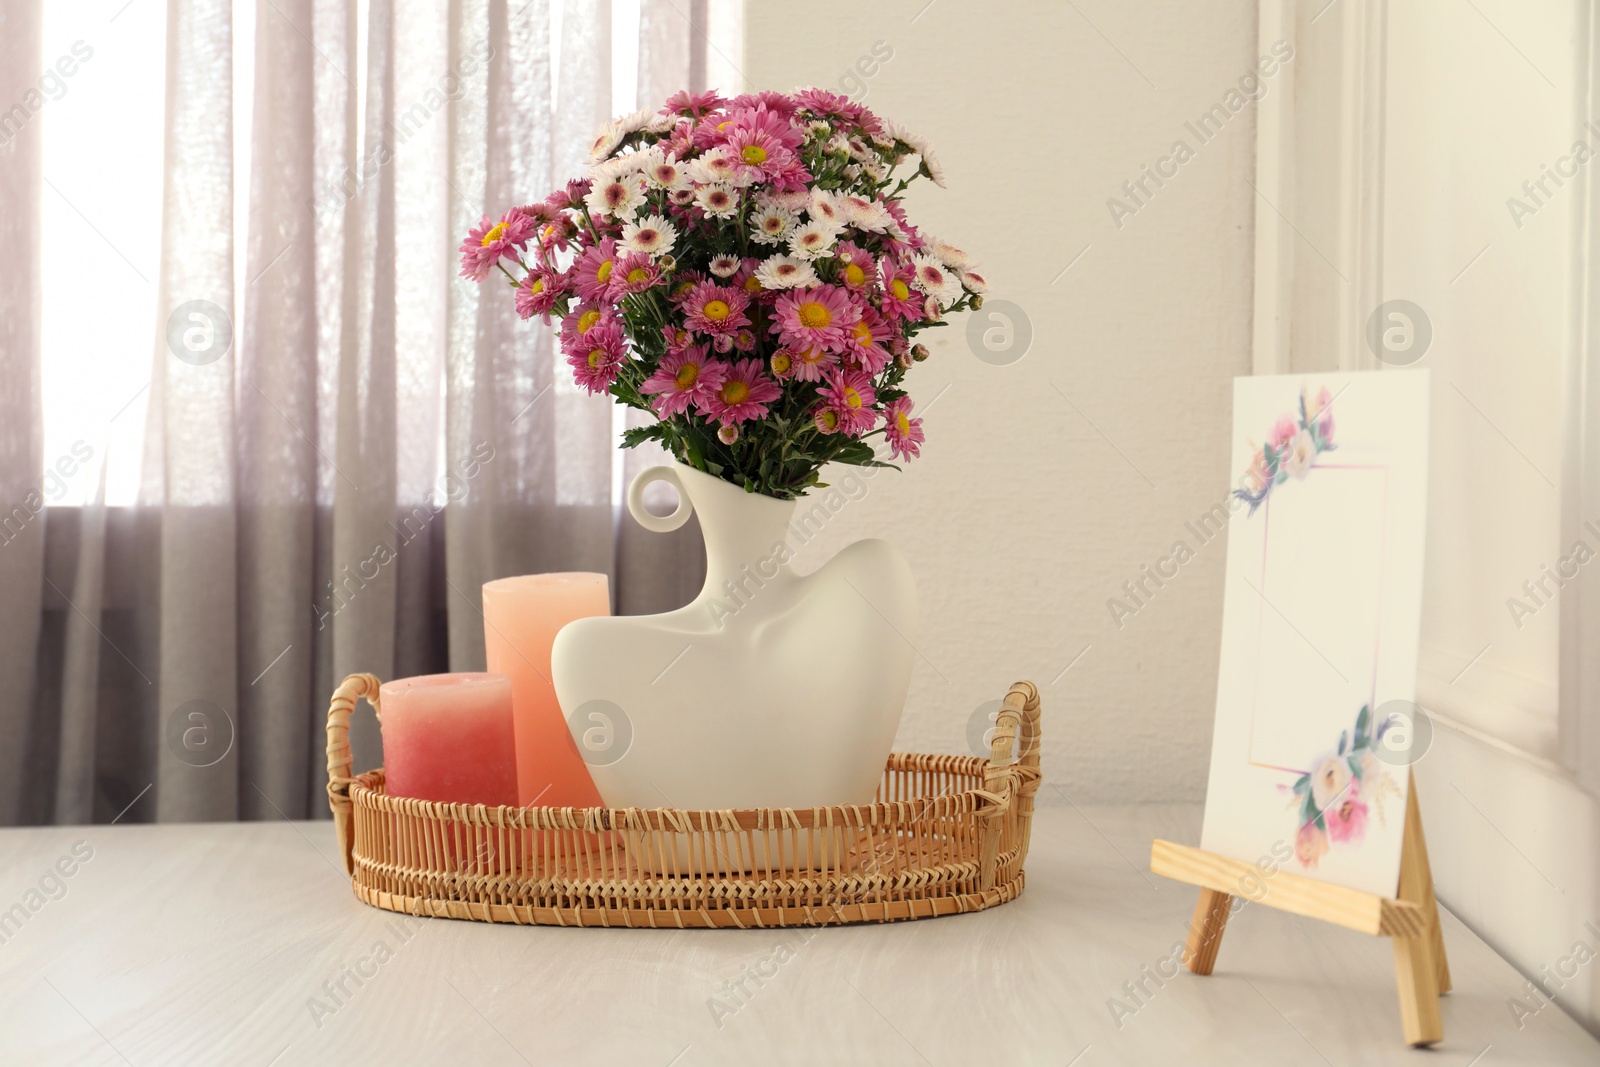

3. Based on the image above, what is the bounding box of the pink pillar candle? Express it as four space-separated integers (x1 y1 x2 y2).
482 573 609 807
378 673 519 807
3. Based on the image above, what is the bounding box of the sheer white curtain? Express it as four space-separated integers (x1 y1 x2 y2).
0 0 736 826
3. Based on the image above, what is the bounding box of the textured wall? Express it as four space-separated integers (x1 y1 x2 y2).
743 0 1260 800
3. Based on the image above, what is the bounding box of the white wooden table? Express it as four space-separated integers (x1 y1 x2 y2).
2 804 1595 1066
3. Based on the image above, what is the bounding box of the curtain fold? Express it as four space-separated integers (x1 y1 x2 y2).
4 0 716 827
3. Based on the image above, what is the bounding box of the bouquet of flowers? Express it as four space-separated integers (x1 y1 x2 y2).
459 88 985 499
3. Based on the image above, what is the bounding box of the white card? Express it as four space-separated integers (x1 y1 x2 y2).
1199 370 1431 898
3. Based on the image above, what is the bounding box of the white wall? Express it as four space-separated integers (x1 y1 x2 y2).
744 0 1261 799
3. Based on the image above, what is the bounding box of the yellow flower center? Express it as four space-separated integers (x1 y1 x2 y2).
816 409 839 432
542 224 558 240
798 346 824 365
853 321 872 345
843 387 862 409
595 259 614 284
481 222 508 246
675 363 699 389
797 301 832 329
770 352 792 375
891 279 910 300
587 349 606 368
722 380 750 404
743 276 763 293
675 281 695 299
577 309 602 333
627 267 651 285
844 263 865 286
895 412 910 434
741 144 768 165
703 299 731 321
529 278 544 294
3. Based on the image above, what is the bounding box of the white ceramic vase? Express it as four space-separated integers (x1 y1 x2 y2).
551 461 916 812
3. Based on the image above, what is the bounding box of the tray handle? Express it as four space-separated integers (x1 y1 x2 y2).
325 672 382 876
979 681 1041 892
984 680 1041 793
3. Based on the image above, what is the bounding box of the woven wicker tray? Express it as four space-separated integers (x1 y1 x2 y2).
325 674 1041 928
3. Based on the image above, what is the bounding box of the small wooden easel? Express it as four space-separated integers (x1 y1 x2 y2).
1150 771 1450 1046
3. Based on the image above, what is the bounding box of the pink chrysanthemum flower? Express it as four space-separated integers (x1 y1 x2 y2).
660 89 727 119
793 88 868 125
701 358 782 426
682 281 751 337
843 306 892 375
813 407 841 434
565 321 626 395
877 258 922 324
515 267 565 319
560 302 614 348
818 368 878 437
789 343 839 384
572 238 621 302
459 210 531 281
639 345 727 418
832 241 873 290
609 252 661 297
882 396 925 461
667 270 707 303
734 257 768 298
771 285 861 352
661 325 694 353
723 124 799 184
725 92 801 118
769 349 795 380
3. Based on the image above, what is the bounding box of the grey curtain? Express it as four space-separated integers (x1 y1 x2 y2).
0 0 719 827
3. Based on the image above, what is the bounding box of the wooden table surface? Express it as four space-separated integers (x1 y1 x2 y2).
1 803 1594 1066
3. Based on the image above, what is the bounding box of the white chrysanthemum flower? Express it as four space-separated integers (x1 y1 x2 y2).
668 187 695 205
588 153 639 184
842 195 891 232
911 253 961 302
708 254 741 278
622 214 678 258
770 187 811 212
689 148 739 186
641 149 688 190
930 238 972 270
884 120 946 187
788 220 837 260
808 189 846 231
586 119 627 163
646 111 678 134
615 108 657 135
751 204 798 245
755 254 819 290
585 173 645 220
958 267 988 293
695 183 739 218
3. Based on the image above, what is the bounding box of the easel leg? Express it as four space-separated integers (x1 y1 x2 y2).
1184 888 1232 975
1392 774 1444 1045
1407 777 1452 993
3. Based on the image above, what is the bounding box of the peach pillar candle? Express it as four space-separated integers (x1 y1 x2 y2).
378 673 518 806
482 573 609 807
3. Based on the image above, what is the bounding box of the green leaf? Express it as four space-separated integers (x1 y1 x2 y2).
1355 704 1370 740
1338 729 1347 756
621 424 666 449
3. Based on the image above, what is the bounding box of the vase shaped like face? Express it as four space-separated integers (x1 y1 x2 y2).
551 462 917 814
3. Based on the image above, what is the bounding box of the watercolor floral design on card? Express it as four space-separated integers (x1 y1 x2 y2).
1283 704 1401 869
1233 385 1339 515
